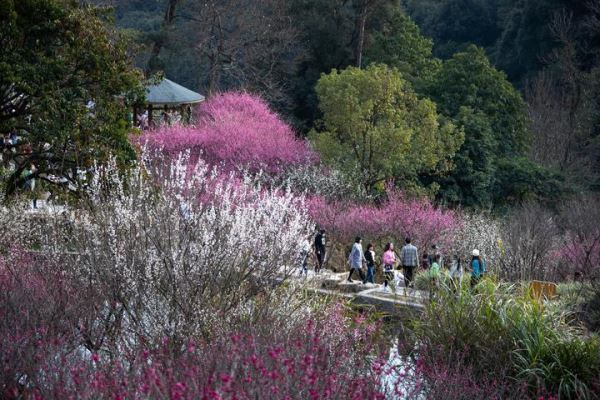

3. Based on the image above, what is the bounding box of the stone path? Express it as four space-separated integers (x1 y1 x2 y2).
289 269 427 314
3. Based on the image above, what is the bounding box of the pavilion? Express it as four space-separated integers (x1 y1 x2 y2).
134 78 205 128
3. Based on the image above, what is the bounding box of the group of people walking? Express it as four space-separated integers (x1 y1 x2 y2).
348 236 486 290
299 229 486 291
348 237 421 291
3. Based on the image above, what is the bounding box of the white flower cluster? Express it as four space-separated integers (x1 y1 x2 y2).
34 151 313 347
452 213 503 272
257 164 366 201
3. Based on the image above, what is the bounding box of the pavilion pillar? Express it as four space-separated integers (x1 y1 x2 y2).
133 104 138 126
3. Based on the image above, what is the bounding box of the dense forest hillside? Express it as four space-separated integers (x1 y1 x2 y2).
90 0 600 207
405 0 600 84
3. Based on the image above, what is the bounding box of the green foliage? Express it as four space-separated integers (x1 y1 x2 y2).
0 0 143 196
287 0 369 129
413 270 431 291
427 45 529 157
557 282 600 334
363 14 571 209
420 45 545 208
510 304 600 400
413 269 470 292
414 281 600 399
493 0 565 83
312 64 463 193
493 157 571 208
415 279 516 375
365 10 440 90
432 107 496 207
404 0 579 85
405 0 501 59
585 290 600 333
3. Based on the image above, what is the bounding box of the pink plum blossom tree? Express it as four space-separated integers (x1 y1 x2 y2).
140 92 317 174
308 188 461 252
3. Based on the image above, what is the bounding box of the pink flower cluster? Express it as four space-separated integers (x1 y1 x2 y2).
140 92 317 174
1 281 387 399
308 189 461 250
75 311 383 400
0 248 81 399
403 351 532 399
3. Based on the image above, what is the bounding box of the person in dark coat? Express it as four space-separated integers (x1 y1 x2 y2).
314 229 326 273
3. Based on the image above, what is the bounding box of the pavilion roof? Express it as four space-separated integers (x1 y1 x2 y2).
145 78 205 106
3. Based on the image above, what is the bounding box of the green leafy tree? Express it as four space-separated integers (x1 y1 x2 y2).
422 45 535 207
287 0 364 130
493 0 564 83
429 107 496 207
311 64 463 193
427 45 529 157
405 0 501 59
287 0 404 130
365 10 440 90
0 0 143 196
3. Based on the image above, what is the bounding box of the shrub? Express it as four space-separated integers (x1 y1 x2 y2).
514 334 600 400
256 163 366 201
409 351 529 400
499 202 560 282
3 299 390 399
556 282 600 334
556 195 600 283
412 270 471 292
0 152 401 398
584 289 600 333
0 248 98 398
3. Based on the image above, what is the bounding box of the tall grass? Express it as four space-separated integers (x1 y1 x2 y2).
556 282 600 333
411 278 600 399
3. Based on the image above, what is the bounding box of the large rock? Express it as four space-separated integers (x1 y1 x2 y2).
336 280 372 293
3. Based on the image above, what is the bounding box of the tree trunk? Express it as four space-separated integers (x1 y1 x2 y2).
356 5 367 68
147 0 181 74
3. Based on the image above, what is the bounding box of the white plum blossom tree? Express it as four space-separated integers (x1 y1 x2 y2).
27 150 313 353
451 213 503 274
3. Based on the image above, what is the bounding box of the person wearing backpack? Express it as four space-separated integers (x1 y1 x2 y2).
470 249 485 287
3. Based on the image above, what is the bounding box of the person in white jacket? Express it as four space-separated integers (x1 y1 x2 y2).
347 236 366 282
